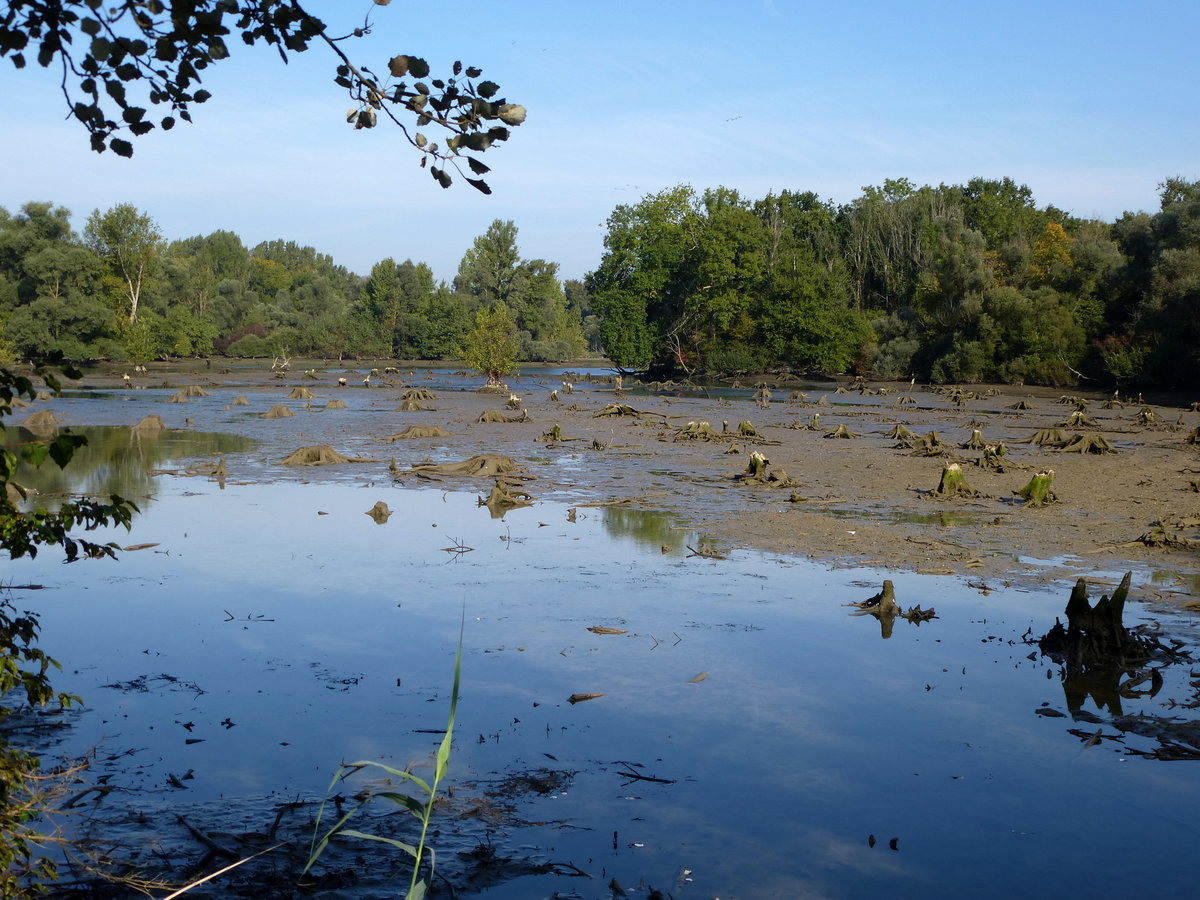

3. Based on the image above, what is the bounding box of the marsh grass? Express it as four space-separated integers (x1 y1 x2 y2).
304 616 463 899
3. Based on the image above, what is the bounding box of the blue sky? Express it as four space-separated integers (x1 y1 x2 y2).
1 0 1197 283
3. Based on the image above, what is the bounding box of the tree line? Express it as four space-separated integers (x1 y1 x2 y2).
0 207 594 365
587 177 1200 390
3 175 1198 390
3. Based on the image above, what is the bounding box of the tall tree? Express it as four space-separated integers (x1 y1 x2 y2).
83 203 163 324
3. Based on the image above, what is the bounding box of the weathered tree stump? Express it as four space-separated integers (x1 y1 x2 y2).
1017 470 1057 507
933 462 980 499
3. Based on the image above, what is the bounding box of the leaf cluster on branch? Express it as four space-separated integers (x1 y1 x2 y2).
0 0 524 191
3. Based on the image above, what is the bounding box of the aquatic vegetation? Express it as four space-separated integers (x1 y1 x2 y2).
306 618 463 900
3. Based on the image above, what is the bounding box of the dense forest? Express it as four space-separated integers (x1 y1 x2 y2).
1 175 1197 389
0 209 594 366
589 177 1200 390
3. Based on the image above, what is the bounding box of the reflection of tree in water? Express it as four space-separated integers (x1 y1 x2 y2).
600 506 694 549
1036 573 1200 760
6 426 253 506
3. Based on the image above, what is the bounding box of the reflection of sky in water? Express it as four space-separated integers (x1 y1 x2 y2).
8 480 1200 897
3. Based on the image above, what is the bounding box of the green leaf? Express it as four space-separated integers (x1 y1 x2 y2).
467 156 491 175
407 57 430 78
466 178 492 195
338 829 419 858
110 138 134 157
49 434 85 469
476 80 500 99
21 444 49 468
388 55 408 77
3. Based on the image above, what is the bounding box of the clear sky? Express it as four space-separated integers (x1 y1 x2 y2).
1 0 1197 283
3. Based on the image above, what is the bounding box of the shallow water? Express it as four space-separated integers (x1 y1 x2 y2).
5 380 1200 898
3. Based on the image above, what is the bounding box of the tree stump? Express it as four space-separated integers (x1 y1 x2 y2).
1017 470 1057 507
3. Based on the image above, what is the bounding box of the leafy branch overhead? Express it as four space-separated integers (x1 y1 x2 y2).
0 0 525 192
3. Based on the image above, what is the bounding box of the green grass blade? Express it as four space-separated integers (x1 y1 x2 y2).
337 829 420 858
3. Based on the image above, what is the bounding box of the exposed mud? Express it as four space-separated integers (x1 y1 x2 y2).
61 361 1200 601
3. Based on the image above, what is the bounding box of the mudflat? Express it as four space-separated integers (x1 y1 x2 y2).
73 364 1200 600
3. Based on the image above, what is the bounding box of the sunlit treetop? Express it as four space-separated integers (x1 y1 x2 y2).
0 0 525 193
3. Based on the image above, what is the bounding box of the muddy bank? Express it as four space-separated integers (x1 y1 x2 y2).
66 362 1200 598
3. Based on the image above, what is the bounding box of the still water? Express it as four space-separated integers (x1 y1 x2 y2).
5 425 1200 897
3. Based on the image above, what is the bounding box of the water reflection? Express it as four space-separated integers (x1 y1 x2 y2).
599 505 701 551
9 482 1200 897
1037 574 1200 759
6 425 254 503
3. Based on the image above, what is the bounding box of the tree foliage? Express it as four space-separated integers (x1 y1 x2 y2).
0 0 525 191
587 176 1200 389
462 300 518 387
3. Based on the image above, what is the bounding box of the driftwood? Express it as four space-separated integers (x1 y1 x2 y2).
593 403 642 418
287 387 315 400
261 405 295 419
1136 515 1200 549
398 399 432 412
401 388 436 401
325 398 347 409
